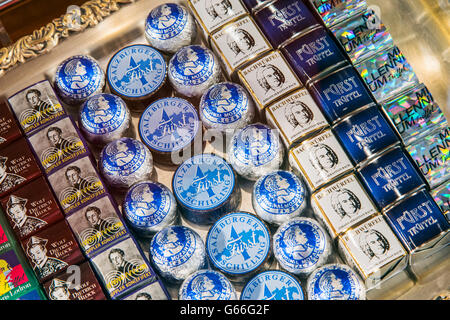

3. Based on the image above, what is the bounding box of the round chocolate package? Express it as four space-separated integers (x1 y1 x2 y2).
123 181 178 237
139 97 201 166
206 212 272 283
199 82 255 133
179 269 237 300
54 55 105 105
150 225 207 283
99 137 153 191
145 3 197 54
306 264 366 300
168 45 222 98
227 123 285 181
252 170 307 226
172 153 240 225
273 217 332 277
106 44 169 112
79 93 131 147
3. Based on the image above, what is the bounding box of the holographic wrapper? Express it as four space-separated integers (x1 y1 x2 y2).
179 269 237 300
168 45 222 98
406 127 450 189
79 93 131 147
150 226 207 283
331 9 394 64
432 183 450 217
355 45 420 104
227 123 285 181
200 82 255 133
145 3 197 54
99 138 153 191
382 83 448 146
309 0 367 27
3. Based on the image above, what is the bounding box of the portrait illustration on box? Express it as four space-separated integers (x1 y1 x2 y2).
107 247 146 284
206 0 233 20
257 64 285 94
309 144 339 174
26 236 68 279
227 28 255 56
6 195 47 238
285 101 314 129
358 229 390 261
331 189 361 220
0 156 26 194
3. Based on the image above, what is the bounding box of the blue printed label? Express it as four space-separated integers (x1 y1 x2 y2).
124 182 173 228
254 171 305 215
139 98 199 152
201 83 248 125
207 212 270 274
151 226 196 268
80 94 127 134
170 45 215 86
107 45 166 98
173 154 234 210
180 270 234 300
241 270 304 300
309 265 362 300
101 138 147 175
146 3 188 40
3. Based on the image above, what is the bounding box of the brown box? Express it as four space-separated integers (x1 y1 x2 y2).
0 99 22 148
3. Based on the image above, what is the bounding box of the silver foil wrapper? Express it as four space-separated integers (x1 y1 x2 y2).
99 137 153 190
145 3 197 54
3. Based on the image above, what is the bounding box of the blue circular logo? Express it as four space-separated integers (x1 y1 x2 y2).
55 55 104 99
274 218 327 272
230 123 280 167
200 82 249 125
80 93 128 134
241 270 304 300
254 171 305 215
308 264 365 300
173 154 235 210
139 98 199 152
151 226 197 268
101 138 147 175
179 270 236 300
124 181 174 228
107 45 166 98
169 45 215 85
206 212 270 275
145 3 188 40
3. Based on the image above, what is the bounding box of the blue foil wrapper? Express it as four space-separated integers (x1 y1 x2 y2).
355 45 420 104
254 0 320 48
308 65 375 124
384 189 449 252
172 153 239 225
282 26 348 85
357 146 426 210
331 8 394 64
406 127 450 189
123 181 178 237
54 55 105 105
382 83 448 146
240 270 304 300
179 269 237 300
308 0 367 27
150 225 207 283
273 217 331 277
306 264 366 300
252 170 307 226
333 105 400 165
99 137 153 190
206 212 272 281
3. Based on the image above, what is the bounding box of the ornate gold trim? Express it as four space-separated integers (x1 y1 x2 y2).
0 0 137 77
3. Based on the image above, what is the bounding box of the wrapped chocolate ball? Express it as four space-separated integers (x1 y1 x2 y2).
145 3 197 54
168 45 222 98
150 225 207 283
307 264 366 300
123 181 178 237
79 93 131 147
99 137 153 191
273 217 332 278
54 55 105 105
179 269 237 300
252 170 307 226
227 123 285 181
199 82 255 133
